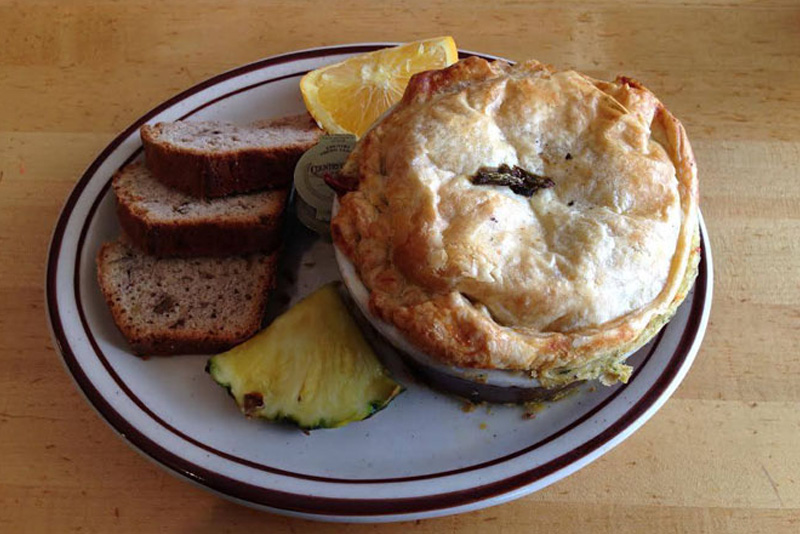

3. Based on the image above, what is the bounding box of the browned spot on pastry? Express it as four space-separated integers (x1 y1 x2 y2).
324 171 359 196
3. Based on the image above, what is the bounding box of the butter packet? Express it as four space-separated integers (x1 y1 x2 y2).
293 134 356 236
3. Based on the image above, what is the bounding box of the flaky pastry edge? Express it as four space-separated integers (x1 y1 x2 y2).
332 58 700 387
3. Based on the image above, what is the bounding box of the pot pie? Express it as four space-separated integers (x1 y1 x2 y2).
331 57 700 388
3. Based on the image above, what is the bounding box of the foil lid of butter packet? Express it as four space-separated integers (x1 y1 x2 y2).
294 134 356 237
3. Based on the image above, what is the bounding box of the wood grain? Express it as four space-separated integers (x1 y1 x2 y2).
1 0 798 532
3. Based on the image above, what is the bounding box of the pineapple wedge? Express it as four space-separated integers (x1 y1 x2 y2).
207 283 404 430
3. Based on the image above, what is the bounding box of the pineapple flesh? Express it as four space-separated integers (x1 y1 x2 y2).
207 283 404 430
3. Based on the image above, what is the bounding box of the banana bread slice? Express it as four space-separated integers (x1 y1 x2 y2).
141 114 322 198
96 240 277 356
114 162 288 258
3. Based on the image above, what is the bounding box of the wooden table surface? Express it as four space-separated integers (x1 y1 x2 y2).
2 0 799 532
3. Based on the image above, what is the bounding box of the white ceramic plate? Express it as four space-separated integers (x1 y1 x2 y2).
46 44 713 523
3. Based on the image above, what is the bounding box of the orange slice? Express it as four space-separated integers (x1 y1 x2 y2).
300 37 459 137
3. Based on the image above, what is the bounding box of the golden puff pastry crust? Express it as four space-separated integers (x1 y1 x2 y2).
332 57 699 386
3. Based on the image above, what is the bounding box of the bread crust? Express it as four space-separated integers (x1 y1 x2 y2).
140 114 322 198
124 333 252 357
